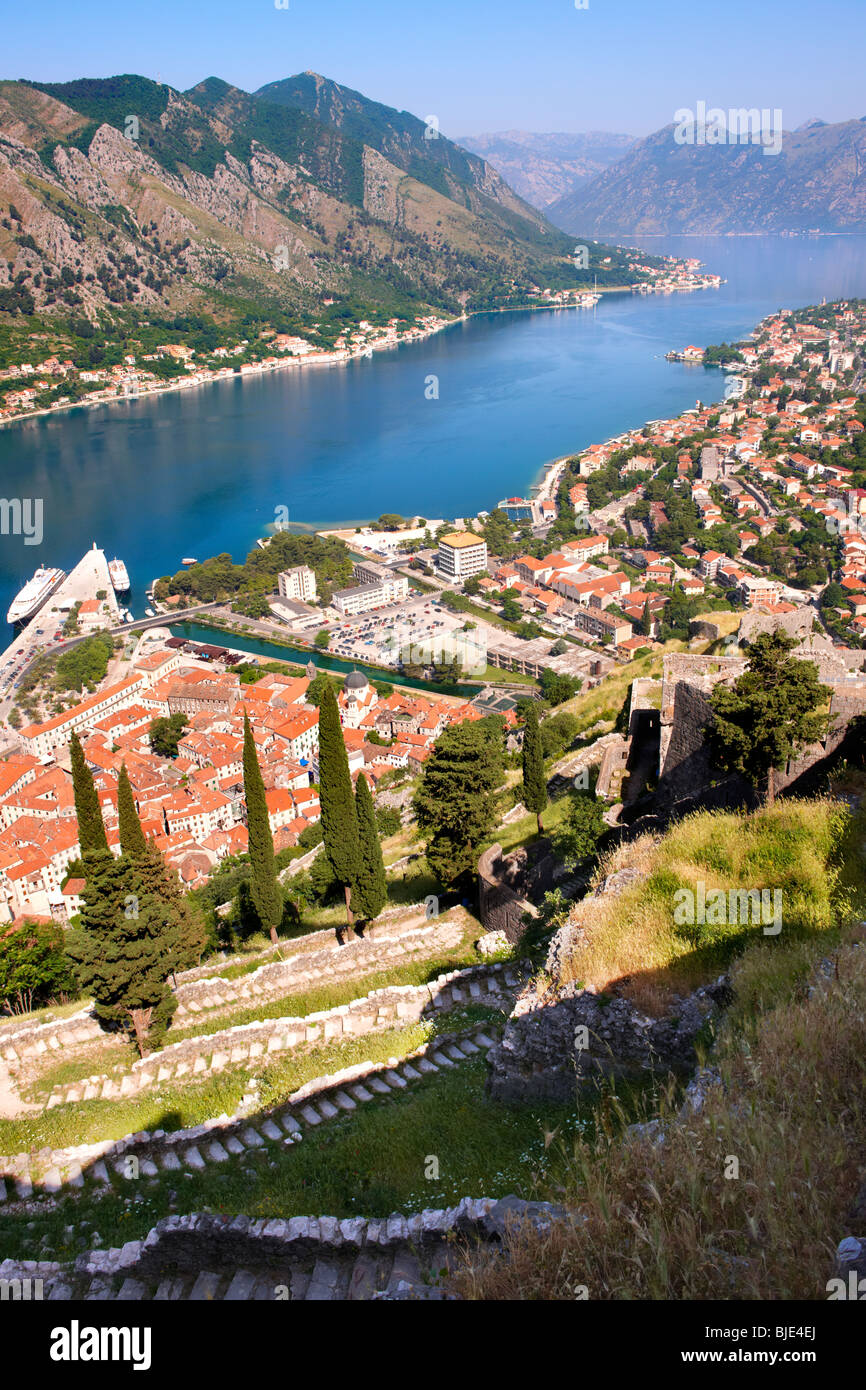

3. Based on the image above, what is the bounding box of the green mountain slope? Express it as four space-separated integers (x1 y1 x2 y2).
0 70 643 349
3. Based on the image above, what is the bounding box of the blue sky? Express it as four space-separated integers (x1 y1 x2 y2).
4 0 864 137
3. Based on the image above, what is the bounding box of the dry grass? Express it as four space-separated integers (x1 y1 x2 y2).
556 799 854 1014
454 920 866 1300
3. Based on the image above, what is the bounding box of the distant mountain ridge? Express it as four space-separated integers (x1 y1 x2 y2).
0 70 623 337
547 117 866 235
454 129 635 208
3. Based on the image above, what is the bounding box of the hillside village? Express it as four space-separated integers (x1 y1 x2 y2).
1 296 866 1309
2 298 866 925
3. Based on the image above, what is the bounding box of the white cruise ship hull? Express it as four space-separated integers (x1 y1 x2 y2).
6 568 66 625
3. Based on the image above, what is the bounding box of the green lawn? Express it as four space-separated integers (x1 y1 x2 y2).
0 1046 592 1265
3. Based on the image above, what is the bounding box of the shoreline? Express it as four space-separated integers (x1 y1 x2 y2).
0 260 719 432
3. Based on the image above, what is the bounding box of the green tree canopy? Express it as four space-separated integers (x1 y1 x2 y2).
413 721 504 885
352 772 387 927
243 713 281 942
117 763 148 856
70 731 109 861
521 703 547 833
149 713 188 758
708 631 828 803
317 682 360 936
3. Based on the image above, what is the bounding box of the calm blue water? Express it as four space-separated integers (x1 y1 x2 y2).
3 234 866 634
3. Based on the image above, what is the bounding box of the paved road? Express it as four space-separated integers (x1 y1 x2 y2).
1 602 225 719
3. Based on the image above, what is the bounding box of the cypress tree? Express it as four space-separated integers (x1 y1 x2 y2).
414 721 503 886
129 843 208 977
521 702 548 834
117 763 148 856
352 771 386 929
242 713 281 944
317 683 360 940
70 731 108 860
640 598 652 638
67 854 177 1054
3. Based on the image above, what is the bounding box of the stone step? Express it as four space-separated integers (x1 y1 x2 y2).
224 1269 259 1301
280 1114 302 1136
383 1070 406 1089
189 1271 223 1301
207 1141 230 1163
317 1099 339 1120
401 1063 422 1081
349 1083 374 1102
154 1277 188 1300
333 1091 356 1112
368 1076 391 1095
184 1146 206 1171
260 1120 283 1142
117 1278 148 1301
416 1057 439 1074
429 1051 455 1068
474 1032 496 1049
300 1105 322 1126
240 1128 264 1149
159 1150 182 1172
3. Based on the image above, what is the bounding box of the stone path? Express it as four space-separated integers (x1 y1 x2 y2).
0 1028 500 1203
42 963 519 1109
0 1196 567 1301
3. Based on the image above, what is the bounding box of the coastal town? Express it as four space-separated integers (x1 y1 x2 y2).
0 253 721 427
1 295 864 930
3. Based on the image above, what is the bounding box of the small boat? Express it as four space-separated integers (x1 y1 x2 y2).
145 607 155 618
108 558 130 593
181 557 198 567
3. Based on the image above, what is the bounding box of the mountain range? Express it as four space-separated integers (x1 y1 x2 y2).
547 117 866 235
0 72 634 342
453 130 635 208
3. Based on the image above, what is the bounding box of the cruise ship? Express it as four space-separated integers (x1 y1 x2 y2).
6 567 66 625
108 558 131 593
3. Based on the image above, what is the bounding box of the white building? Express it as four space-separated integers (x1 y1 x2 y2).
333 560 408 616
278 565 318 603
437 532 488 581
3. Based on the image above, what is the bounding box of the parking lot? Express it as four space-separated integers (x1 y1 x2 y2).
325 594 486 673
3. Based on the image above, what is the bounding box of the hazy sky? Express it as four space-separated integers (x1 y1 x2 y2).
4 0 864 137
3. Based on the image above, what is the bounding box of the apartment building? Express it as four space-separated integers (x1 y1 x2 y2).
436 532 489 581
278 565 318 603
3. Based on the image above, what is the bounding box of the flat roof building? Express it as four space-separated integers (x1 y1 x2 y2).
437 531 488 581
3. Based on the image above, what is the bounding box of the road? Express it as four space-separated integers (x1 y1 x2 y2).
0 601 225 720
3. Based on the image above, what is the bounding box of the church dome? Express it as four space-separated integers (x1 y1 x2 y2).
345 669 368 691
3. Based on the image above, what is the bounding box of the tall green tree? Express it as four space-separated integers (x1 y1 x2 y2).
552 792 606 870
67 855 176 1054
317 684 360 939
70 731 108 860
117 763 148 856
521 703 547 834
242 713 281 944
129 843 208 978
708 631 828 804
414 722 504 886
352 772 387 929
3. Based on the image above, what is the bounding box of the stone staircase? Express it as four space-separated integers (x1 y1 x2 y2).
0 1197 567 1301
0 1027 502 1203
41 962 518 1109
